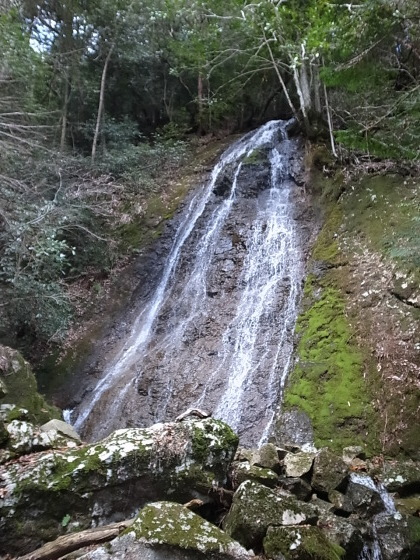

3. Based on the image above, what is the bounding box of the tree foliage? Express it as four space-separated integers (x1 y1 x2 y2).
1 0 420 348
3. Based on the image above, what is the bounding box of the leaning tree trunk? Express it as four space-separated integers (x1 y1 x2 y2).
91 44 114 164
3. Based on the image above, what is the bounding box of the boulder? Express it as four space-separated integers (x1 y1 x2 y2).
375 514 420 560
381 460 420 494
342 446 365 464
344 473 389 517
1 419 81 464
257 443 281 472
223 480 319 550
278 477 312 502
275 409 314 449
317 512 364 557
311 449 348 494
40 419 81 442
0 417 238 556
283 451 315 478
0 345 60 425
263 525 345 560
74 502 252 560
231 461 278 488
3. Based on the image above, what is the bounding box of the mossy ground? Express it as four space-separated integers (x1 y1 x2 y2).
282 164 420 459
284 271 378 453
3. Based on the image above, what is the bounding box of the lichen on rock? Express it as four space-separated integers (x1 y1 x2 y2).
0 417 238 556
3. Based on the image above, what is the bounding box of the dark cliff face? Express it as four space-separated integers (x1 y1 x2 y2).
65 122 316 446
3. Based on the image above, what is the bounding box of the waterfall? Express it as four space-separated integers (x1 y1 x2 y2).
356 476 399 560
72 120 308 445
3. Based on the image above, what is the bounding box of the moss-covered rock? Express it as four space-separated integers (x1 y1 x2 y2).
129 502 251 558
231 461 278 489
0 345 60 425
317 511 364 557
395 496 420 517
381 460 420 494
223 480 319 551
0 417 238 556
257 443 281 472
74 503 252 560
263 525 345 560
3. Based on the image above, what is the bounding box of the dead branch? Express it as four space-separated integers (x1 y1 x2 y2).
17 519 134 560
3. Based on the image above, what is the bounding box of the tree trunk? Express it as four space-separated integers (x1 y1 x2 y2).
197 72 204 133
60 73 69 151
18 520 134 560
92 44 114 164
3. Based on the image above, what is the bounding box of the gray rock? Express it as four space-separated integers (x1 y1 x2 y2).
231 461 278 488
0 417 238 556
263 525 345 560
317 512 364 557
283 451 315 478
40 419 81 442
311 448 348 494
75 502 252 560
375 514 420 560
278 477 312 501
345 473 388 517
223 480 319 550
381 460 420 494
275 409 314 448
342 446 365 464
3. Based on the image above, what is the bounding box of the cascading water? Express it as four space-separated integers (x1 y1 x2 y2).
72 120 310 445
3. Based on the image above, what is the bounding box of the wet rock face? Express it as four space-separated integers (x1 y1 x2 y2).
0 417 238 556
68 122 315 447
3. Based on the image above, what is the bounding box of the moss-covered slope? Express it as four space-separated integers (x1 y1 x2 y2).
280 163 420 459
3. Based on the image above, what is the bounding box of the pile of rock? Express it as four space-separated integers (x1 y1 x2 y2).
225 443 420 560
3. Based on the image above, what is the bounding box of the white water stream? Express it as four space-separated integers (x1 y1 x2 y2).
72 120 307 444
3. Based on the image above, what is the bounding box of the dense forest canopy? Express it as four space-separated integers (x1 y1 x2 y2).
1 0 419 348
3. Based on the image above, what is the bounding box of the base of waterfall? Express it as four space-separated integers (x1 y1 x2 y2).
1 409 420 559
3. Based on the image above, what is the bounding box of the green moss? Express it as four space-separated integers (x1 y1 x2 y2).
130 502 237 553
191 419 238 465
408 516 420 546
242 148 267 165
284 279 378 453
264 526 345 560
0 347 60 424
312 206 343 264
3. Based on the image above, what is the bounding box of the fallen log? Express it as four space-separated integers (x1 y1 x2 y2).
17 519 134 560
